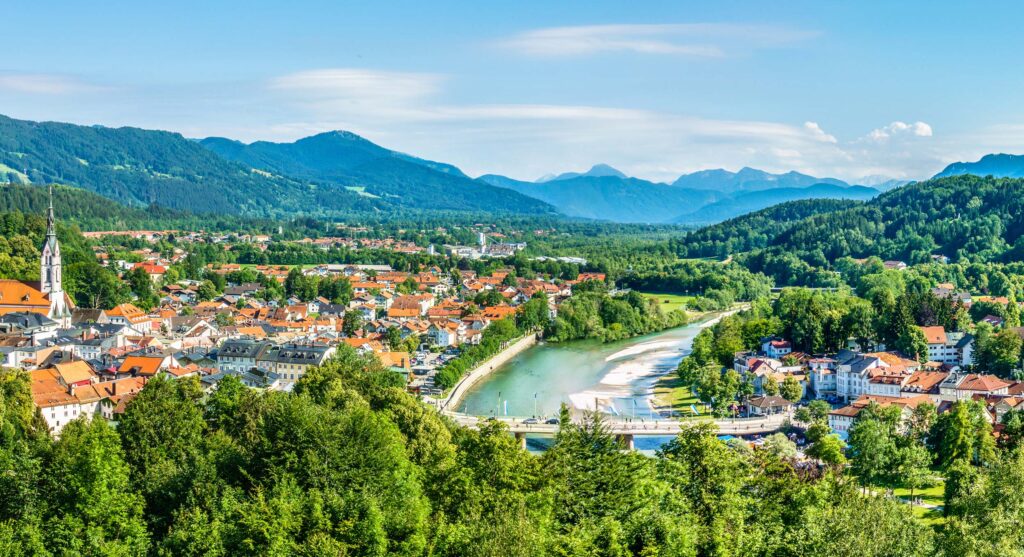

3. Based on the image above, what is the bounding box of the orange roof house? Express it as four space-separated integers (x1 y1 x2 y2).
106 303 149 324
118 355 174 377
920 326 947 344
387 307 420 319
0 279 73 320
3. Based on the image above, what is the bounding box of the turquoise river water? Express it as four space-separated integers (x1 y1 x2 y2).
458 316 723 450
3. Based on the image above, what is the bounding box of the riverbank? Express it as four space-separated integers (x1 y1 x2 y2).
646 304 748 417
438 332 540 412
456 305 751 420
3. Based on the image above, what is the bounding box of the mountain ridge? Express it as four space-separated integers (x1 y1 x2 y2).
200 131 555 214
934 153 1024 179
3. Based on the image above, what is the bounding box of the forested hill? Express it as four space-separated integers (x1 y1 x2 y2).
671 184 877 225
670 198 864 259
0 114 385 217
200 132 555 214
0 182 273 232
763 175 1024 263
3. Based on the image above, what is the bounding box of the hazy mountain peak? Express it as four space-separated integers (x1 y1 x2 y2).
537 163 628 182
672 166 848 192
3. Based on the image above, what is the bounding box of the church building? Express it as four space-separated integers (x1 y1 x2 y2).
0 187 73 326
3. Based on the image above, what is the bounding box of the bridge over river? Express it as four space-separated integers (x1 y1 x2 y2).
442 410 790 450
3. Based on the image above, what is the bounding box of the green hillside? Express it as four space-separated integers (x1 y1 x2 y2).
200 131 555 214
0 114 384 217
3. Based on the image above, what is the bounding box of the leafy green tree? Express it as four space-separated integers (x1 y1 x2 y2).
43 418 150 555
974 328 1022 377
893 441 931 500
895 325 928 361
806 433 847 469
197 279 219 302
342 311 364 337
848 407 897 488
117 377 207 534
659 423 746 556
931 400 996 468
386 326 403 351
780 376 803 402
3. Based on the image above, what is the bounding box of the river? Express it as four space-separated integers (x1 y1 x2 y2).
459 315 725 430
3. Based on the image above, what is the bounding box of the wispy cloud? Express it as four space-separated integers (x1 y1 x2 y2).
0 72 104 95
496 23 819 57
270 69 441 103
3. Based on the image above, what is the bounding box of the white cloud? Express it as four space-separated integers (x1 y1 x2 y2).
804 121 837 143
497 23 818 57
867 120 933 141
0 73 102 95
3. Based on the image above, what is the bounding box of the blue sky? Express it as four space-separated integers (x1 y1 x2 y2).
4 0 1024 183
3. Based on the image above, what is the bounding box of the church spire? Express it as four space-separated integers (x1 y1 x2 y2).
39 184 67 323
46 184 55 236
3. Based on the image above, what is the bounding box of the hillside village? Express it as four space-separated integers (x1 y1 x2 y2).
731 285 1024 441
9 198 1024 445
4 201 603 436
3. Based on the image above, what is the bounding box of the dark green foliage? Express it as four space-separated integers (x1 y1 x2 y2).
546 288 688 342
670 198 864 259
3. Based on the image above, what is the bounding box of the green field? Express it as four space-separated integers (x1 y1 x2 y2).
640 292 695 314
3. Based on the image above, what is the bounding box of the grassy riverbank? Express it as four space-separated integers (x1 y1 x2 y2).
652 375 711 418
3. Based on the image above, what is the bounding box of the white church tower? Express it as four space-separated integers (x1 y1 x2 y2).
40 186 70 325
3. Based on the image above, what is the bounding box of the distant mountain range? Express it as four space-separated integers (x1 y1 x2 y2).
480 165 881 224
934 153 1024 179
671 167 849 192
0 112 948 224
478 173 722 223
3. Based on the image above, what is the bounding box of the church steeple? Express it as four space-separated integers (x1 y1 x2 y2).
46 184 56 235
40 185 69 323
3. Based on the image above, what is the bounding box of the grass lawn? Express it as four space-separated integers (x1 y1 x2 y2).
892 480 944 506
873 478 945 527
912 505 945 527
652 375 711 419
640 292 695 314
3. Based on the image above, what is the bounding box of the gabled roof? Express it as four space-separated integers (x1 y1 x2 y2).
0 280 51 315
920 326 947 344
53 360 95 384
958 374 1011 393
118 355 166 376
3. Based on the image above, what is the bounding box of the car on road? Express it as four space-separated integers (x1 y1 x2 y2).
523 418 539 424
545 417 560 425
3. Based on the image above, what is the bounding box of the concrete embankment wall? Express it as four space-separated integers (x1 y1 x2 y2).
441 333 539 412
